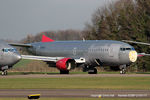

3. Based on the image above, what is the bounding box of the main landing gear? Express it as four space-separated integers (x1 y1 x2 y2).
60 70 69 74
88 68 97 74
83 65 98 74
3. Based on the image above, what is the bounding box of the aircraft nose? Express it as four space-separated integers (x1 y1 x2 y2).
129 50 138 62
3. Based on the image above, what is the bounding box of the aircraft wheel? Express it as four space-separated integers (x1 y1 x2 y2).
1 71 5 76
120 68 126 74
88 68 97 74
60 70 69 74
120 65 127 74
4 70 8 75
1 70 7 76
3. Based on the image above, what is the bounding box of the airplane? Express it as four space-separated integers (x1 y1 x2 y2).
10 35 138 74
0 40 21 75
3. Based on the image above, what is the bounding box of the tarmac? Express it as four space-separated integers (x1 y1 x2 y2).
0 89 149 98
0 74 149 98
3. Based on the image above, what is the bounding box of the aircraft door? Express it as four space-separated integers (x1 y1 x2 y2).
109 46 114 57
73 48 77 56
108 44 120 63
109 44 120 58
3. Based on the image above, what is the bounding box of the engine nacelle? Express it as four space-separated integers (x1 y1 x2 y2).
56 58 76 71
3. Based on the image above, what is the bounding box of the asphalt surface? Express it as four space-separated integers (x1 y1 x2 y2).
0 89 149 98
0 74 150 98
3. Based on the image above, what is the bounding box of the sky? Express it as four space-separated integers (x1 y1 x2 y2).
0 0 116 40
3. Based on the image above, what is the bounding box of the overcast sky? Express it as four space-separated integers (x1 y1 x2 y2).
0 0 116 40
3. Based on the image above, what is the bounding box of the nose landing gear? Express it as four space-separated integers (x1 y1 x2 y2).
1 66 9 76
1 70 7 76
120 65 127 74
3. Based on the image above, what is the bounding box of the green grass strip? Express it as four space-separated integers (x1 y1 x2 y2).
0 77 149 89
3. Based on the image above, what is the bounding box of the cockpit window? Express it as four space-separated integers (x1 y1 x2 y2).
120 48 134 51
131 48 135 50
2 48 17 53
126 48 131 50
120 48 125 51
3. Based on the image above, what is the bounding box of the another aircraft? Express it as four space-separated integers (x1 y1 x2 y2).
0 40 21 75
10 35 138 74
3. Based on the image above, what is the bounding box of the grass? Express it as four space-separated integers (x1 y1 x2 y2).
7 72 52 75
136 72 150 74
6 71 150 75
0 77 149 90
0 98 150 100
13 59 32 68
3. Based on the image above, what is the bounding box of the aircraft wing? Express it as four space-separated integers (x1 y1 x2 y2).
9 43 32 48
21 55 86 63
21 55 64 62
122 40 150 46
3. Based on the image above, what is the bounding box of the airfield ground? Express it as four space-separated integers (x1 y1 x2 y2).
0 98 150 100
0 74 150 89
0 74 149 100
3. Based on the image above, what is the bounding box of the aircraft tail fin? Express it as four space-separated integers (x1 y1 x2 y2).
41 35 55 42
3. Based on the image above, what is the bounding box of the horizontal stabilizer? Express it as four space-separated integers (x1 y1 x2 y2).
9 43 32 48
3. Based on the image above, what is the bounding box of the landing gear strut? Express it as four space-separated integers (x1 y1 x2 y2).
82 65 98 74
1 70 7 76
120 65 126 74
88 68 97 74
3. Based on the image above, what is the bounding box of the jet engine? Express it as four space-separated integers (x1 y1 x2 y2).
56 58 76 71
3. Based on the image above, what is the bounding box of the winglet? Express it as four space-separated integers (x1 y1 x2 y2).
41 35 55 42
